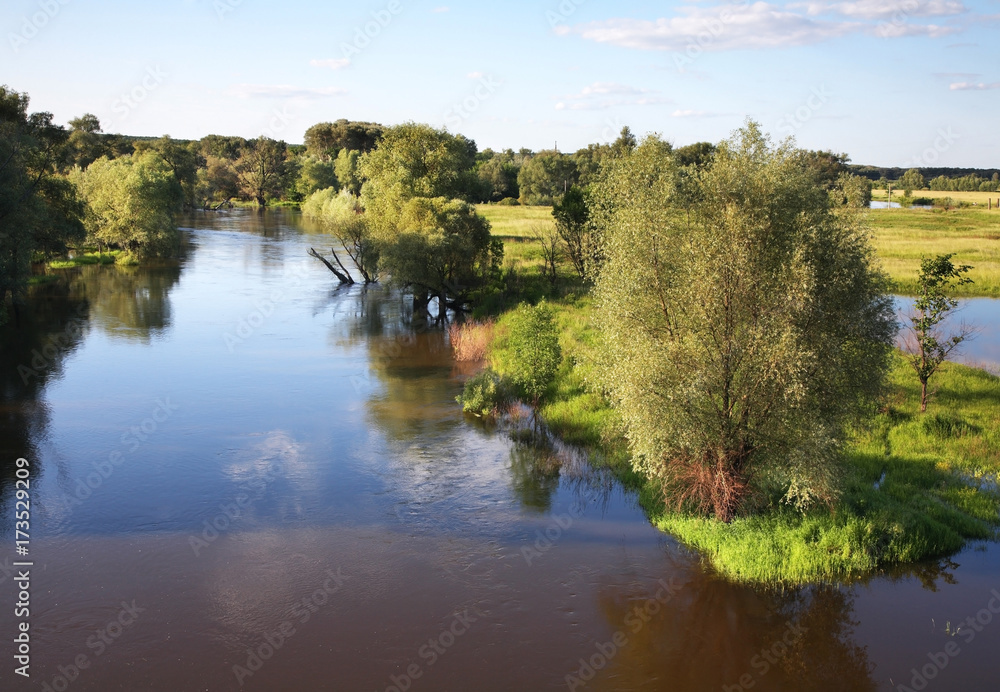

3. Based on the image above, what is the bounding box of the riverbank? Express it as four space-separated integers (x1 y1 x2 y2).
475 204 1000 585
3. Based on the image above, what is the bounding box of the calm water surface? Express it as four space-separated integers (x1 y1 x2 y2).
1 210 999 692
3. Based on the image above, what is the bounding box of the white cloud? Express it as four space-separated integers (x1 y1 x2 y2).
565 4 859 52
874 22 959 36
950 81 1000 90
310 58 350 70
230 84 347 99
561 1 968 52
671 109 708 117
467 71 485 79
793 0 966 19
554 82 671 110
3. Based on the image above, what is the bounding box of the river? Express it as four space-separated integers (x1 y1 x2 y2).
1 209 998 692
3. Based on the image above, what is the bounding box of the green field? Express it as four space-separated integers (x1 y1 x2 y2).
476 202 1000 584
869 207 1000 296
479 202 1000 297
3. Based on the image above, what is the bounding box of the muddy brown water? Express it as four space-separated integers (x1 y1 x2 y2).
1 209 998 692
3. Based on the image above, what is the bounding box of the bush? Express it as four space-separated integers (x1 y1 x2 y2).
495 302 562 404
458 369 511 417
496 197 520 206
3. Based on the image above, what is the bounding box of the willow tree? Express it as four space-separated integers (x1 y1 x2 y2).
591 123 896 522
302 188 379 284
357 123 497 314
72 152 178 257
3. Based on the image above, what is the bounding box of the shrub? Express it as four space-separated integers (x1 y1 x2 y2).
497 302 562 405
458 368 511 417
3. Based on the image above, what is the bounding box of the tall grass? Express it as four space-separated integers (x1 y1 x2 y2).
448 319 495 361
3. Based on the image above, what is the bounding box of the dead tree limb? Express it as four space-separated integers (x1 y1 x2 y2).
309 247 354 284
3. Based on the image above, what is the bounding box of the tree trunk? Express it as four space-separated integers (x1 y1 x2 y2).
920 379 928 413
308 248 353 284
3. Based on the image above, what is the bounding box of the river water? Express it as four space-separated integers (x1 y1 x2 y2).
1 209 998 692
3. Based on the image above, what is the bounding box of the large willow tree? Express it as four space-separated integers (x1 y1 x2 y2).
591 123 896 522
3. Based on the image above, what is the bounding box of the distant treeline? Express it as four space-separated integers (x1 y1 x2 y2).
851 165 1000 183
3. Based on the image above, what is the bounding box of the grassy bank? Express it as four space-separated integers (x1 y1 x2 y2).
47 250 121 269
475 203 1000 585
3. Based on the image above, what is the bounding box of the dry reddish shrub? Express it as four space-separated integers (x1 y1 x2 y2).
449 319 495 362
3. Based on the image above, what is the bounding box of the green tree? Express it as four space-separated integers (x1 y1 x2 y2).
899 168 925 193
904 254 974 412
675 141 716 168
475 150 520 202
235 136 288 206
62 113 107 170
0 86 85 324
380 196 499 312
334 148 362 195
551 185 591 279
304 120 383 159
610 126 637 158
359 123 477 227
296 156 339 197
497 302 562 406
572 143 610 188
72 152 178 257
517 150 577 205
302 188 379 283
590 124 896 522
134 135 199 209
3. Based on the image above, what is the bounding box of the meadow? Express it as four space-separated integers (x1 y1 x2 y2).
480 200 1000 297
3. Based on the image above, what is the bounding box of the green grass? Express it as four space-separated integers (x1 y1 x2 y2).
479 203 1000 585
655 357 1000 584
48 250 121 269
869 207 1000 296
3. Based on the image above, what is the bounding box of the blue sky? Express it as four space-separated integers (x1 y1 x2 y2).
3 0 998 166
